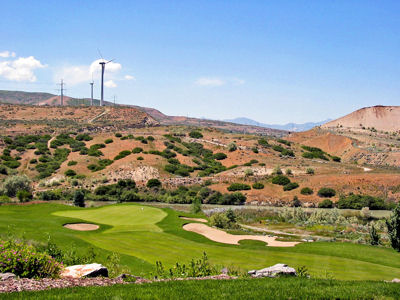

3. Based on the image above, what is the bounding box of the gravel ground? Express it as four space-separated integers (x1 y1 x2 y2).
0 274 235 294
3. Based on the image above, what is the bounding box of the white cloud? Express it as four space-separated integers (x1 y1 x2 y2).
124 75 135 80
104 80 117 88
55 59 122 86
0 55 46 82
195 77 225 87
0 51 16 58
195 77 245 87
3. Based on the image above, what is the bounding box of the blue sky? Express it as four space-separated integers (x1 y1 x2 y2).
0 1 399 124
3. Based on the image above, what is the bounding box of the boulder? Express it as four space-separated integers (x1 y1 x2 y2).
0 273 16 280
248 264 297 278
61 263 108 278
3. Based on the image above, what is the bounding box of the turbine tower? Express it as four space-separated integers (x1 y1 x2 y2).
97 50 115 106
90 81 94 106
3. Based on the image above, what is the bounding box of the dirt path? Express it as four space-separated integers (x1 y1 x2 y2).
240 224 323 240
183 223 299 247
88 108 110 123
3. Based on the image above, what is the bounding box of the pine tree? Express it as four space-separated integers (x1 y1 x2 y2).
73 190 85 207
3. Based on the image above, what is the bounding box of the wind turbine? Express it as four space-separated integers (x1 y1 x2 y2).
97 49 115 106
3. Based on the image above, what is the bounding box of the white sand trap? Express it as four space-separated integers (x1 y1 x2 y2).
183 223 299 247
180 217 208 223
64 223 99 231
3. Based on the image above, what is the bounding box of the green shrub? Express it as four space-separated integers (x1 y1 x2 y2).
227 183 251 191
271 175 290 186
306 168 315 175
332 156 341 162
64 169 77 177
2 175 31 197
189 131 203 139
16 190 32 202
0 195 11 204
301 146 329 160
292 196 302 207
147 178 162 188
252 182 264 189
30 159 38 164
0 240 62 278
258 138 269 147
73 190 85 207
283 182 299 191
67 160 77 166
301 187 313 195
227 142 237 152
220 192 246 205
318 199 333 208
115 133 122 138
337 194 386 210
105 138 113 144
318 188 336 198
120 191 141 202
137 156 144 161
114 150 131 160
386 203 400 251
277 139 291 146
213 153 227 160
147 136 155 141
75 133 92 141
0 165 8 175
132 147 143 154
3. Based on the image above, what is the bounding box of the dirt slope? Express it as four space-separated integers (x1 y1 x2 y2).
322 106 400 132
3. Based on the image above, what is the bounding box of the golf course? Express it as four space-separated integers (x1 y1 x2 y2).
1 202 400 281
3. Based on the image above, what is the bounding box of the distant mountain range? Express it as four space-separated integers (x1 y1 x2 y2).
224 117 331 132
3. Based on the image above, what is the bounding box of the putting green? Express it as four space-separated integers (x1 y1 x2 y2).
53 204 166 233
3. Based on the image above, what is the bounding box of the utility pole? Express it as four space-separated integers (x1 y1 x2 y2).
58 79 65 106
113 95 116 106
90 81 94 106
99 62 105 106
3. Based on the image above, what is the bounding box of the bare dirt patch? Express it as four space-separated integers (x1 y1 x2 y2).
180 217 207 223
183 223 299 247
63 223 99 231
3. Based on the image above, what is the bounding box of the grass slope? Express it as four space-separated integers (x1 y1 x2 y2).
3 278 400 300
0 203 399 280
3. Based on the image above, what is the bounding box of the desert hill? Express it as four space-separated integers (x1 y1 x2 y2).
322 105 400 132
0 90 286 137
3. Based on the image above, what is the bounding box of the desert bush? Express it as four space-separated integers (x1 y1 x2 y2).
227 142 237 152
271 175 290 186
147 178 162 188
301 187 313 195
318 188 336 198
114 150 131 160
318 199 333 208
2 175 31 197
306 168 315 175
132 147 143 154
369 224 380 246
227 183 251 191
277 139 291 146
17 190 32 202
191 198 202 214
291 196 302 207
0 195 11 204
220 192 246 205
137 156 144 160
104 138 113 144
75 133 92 141
213 152 227 160
285 169 292 175
189 131 203 139
283 182 299 191
64 169 76 177
67 160 77 166
332 156 341 162
0 240 62 278
244 169 254 176
115 133 122 138
120 191 141 202
258 138 269 147
210 209 237 229
252 182 264 189
273 166 283 175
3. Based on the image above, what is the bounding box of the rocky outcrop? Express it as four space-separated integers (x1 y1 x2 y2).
61 263 108 278
248 264 297 278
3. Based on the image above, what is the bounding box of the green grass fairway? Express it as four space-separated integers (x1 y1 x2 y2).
3 278 400 300
1 203 400 280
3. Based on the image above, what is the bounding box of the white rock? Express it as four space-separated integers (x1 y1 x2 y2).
61 263 108 278
250 264 297 278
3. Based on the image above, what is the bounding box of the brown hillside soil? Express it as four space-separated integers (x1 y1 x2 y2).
322 105 400 132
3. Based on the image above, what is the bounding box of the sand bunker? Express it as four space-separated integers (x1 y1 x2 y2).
183 223 299 247
180 217 208 223
63 223 99 231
